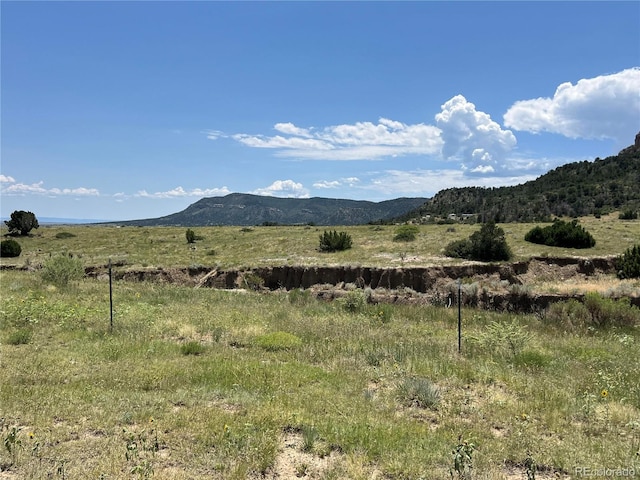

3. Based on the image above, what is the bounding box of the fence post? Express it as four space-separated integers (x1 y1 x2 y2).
109 258 114 332
458 278 462 354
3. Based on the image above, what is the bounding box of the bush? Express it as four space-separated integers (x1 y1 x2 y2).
41 254 84 287
340 289 367 313
616 244 640 279
393 224 419 242
619 209 638 220
443 239 472 259
396 377 441 409
55 231 77 239
0 239 21 257
444 222 512 262
583 292 640 328
186 229 196 244
545 294 640 330
242 272 265 291
544 299 591 330
318 230 352 252
524 219 596 248
469 319 531 359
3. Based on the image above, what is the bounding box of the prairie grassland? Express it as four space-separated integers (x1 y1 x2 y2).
1 269 639 479
1 213 638 271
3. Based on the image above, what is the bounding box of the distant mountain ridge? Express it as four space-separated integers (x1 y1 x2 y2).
395 139 640 223
117 137 640 227
118 194 429 226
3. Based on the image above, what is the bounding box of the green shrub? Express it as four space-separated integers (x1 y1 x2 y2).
318 230 352 252
444 222 512 261
583 292 640 328
288 288 314 306
616 244 640 279
397 377 441 409
393 224 419 242
242 272 265 291
180 341 206 356
55 232 77 239
186 229 196 244
40 254 84 287
544 299 591 330
545 294 640 330
340 289 367 313
255 331 302 351
443 239 472 259
5 328 33 345
524 219 596 248
469 319 531 359
0 239 21 257
619 209 638 220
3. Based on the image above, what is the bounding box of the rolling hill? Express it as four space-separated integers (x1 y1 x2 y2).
117 194 429 226
395 138 640 223
116 136 640 227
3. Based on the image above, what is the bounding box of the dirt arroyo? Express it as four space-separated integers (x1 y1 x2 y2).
82 255 639 313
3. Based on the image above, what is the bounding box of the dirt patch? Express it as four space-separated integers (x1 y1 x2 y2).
261 429 342 479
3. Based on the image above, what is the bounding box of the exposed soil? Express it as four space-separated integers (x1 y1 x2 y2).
79 256 639 313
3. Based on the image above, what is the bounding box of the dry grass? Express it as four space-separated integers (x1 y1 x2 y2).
1 213 638 271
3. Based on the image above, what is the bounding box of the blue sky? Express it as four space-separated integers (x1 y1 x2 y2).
1 1 639 221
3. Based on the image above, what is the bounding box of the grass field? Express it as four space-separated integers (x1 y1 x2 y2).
1 213 639 271
1 215 639 479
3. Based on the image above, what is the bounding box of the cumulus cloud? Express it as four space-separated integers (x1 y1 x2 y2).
250 180 309 198
220 96 519 173
135 186 231 199
223 118 443 161
1 178 99 196
435 95 517 171
503 68 640 141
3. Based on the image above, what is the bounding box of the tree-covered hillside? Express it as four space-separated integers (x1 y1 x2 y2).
397 141 640 223
119 194 428 227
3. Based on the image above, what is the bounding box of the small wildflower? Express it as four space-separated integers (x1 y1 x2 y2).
28 431 35 439
601 389 609 399
520 413 528 421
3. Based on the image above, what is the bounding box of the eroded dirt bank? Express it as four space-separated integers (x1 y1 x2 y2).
82 256 639 312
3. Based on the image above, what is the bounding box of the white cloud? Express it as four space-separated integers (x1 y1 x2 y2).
0 175 16 183
135 186 231 199
503 68 640 141
435 95 517 170
470 165 495 174
220 97 518 171
274 122 313 137
250 180 310 198
313 180 341 189
313 177 361 189
223 118 443 161
205 130 226 140
1 179 99 196
362 169 538 198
